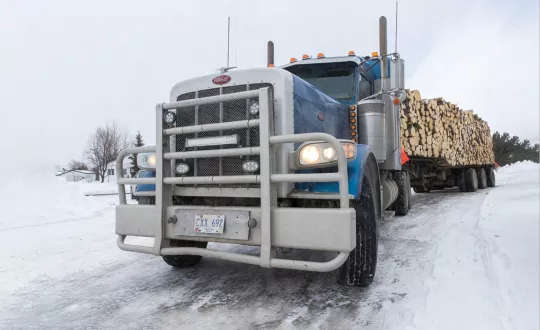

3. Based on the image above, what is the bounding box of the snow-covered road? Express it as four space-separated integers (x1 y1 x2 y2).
0 163 538 330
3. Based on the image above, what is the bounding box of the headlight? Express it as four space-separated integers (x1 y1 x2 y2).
300 145 320 165
249 101 259 115
297 141 356 167
323 146 337 160
137 153 156 169
163 111 177 124
175 163 190 175
242 160 259 172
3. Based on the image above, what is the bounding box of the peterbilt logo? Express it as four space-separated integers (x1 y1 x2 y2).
212 75 231 85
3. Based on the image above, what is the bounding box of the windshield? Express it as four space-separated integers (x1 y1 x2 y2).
286 62 356 100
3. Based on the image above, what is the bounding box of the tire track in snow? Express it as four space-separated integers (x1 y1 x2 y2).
1 190 497 330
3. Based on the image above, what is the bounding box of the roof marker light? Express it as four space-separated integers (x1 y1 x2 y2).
290 57 298 63
317 52 325 59
348 51 355 56
371 51 379 57
302 54 311 60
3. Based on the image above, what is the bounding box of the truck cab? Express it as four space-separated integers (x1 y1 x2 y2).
117 16 409 287
282 54 375 107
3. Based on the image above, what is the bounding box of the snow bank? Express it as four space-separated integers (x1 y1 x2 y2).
498 160 539 174
0 164 119 230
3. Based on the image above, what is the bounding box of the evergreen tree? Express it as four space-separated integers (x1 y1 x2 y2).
492 131 539 166
129 131 144 177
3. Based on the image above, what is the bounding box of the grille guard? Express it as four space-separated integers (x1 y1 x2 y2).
115 87 354 272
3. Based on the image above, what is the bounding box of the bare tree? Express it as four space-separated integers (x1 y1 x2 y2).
86 123 130 182
67 160 89 171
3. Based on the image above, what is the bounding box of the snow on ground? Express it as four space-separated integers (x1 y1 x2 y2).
0 166 122 230
0 162 538 329
411 161 540 330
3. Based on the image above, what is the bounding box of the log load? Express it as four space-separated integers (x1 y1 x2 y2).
400 90 495 166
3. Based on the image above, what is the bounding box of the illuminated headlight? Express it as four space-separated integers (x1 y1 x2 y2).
163 111 177 124
242 160 259 172
249 101 259 115
137 153 156 169
298 141 356 166
323 146 337 160
175 163 190 175
300 145 320 165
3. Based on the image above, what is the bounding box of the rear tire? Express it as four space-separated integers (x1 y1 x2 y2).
407 175 412 210
392 171 410 216
465 168 478 192
340 156 380 287
162 240 208 268
476 168 487 189
457 170 467 192
486 167 496 187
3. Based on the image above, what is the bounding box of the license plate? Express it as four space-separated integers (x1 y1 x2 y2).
194 214 225 234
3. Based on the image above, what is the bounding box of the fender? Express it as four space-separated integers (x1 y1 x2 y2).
135 170 156 193
294 144 373 198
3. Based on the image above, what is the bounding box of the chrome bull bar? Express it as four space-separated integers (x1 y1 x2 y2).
115 87 354 272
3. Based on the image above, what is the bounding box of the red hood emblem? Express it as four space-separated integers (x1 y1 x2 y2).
212 75 231 85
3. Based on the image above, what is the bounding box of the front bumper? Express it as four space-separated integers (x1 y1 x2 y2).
116 205 355 253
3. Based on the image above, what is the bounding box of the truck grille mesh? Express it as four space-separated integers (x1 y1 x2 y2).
173 83 273 188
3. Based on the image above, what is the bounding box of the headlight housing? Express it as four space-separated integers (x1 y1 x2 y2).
137 153 157 169
295 140 356 168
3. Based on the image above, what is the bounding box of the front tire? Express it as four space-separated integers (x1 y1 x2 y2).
162 240 208 268
340 157 380 287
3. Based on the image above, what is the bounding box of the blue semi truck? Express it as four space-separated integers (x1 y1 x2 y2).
115 16 495 287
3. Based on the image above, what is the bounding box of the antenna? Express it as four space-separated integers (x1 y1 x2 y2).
395 1 398 53
219 17 236 73
227 17 230 68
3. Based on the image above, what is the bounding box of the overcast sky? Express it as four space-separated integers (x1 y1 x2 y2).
1 0 538 168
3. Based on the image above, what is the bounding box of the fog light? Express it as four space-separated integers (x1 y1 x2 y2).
242 160 259 172
249 101 259 115
175 163 190 174
164 111 177 124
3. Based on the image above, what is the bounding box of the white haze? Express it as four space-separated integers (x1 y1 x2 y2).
0 0 538 171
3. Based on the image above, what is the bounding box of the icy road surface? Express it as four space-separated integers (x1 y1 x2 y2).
0 163 538 330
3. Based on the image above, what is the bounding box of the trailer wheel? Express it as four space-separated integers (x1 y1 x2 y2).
465 168 478 192
340 155 380 287
476 168 487 189
407 173 412 211
162 240 208 268
392 171 409 216
486 167 496 187
457 170 467 192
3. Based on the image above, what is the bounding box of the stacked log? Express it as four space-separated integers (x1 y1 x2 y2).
400 90 494 166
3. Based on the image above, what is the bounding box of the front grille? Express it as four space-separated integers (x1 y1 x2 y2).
173 83 274 188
